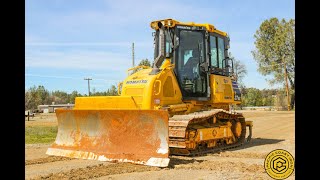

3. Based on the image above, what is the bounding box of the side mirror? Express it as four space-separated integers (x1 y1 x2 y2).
226 57 234 76
225 36 230 49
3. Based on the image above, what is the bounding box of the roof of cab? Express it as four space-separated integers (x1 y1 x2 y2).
150 18 227 37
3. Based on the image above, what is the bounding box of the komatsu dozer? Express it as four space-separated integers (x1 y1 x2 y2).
47 19 253 167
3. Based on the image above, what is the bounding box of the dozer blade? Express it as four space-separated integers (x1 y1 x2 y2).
46 109 170 167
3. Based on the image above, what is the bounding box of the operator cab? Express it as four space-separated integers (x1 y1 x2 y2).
151 19 234 101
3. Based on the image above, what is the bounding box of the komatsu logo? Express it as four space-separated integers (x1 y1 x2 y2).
126 80 148 84
177 25 191 30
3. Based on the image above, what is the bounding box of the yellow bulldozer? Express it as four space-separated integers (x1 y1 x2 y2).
46 19 253 167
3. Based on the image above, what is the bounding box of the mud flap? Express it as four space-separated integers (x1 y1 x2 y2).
46 109 170 167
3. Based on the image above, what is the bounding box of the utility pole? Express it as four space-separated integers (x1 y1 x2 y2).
84 78 92 96
132 42 135 67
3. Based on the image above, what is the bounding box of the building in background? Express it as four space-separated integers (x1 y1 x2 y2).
38 103 74 113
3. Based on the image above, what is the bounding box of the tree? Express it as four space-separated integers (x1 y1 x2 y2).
229 53 247 85
25 85 50 111
238 84 248 108
106 85 118 96
91 91 107 96
68 91 82 103
244 88 263 106
132 59 152 74
261 88 277 106
52 90 69 104
36 85 50 105
138 59 151 67
252 17 295 109
274 88 287 110
25 88 36 110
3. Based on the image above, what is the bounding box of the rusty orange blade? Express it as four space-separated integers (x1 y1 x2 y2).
46 109 170 167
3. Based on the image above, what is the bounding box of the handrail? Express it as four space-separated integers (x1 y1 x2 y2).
127 65 151 75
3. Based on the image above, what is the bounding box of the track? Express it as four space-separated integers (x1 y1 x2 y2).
169 109 250 156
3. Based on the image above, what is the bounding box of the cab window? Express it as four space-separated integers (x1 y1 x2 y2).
210 36 218 68
218 37 225 69
209 35 226 72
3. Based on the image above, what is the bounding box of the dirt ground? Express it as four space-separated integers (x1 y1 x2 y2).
25 110 295 180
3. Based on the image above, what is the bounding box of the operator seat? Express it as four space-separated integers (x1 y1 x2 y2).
184 49 199 79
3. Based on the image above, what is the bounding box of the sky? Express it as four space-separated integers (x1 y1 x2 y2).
25 0 295 95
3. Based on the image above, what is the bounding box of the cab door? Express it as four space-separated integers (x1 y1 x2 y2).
175 28 210 101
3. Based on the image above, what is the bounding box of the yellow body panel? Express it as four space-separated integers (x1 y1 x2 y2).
74 96 144 109
191 125 233 142
210 74 237 104
75 60 183 111
153 60 183 107
75 62 240 113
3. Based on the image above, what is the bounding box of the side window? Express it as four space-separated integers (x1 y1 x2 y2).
165 30 173 57
218 37 225 68
210 36 218 67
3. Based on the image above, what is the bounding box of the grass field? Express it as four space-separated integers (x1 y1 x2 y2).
25 126 57 144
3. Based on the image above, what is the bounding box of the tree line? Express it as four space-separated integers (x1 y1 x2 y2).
25 85 118 111
240 86 290 108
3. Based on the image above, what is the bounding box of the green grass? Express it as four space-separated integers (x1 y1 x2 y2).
25 126 58 144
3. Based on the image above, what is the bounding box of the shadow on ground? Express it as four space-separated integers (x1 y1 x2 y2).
168 157 204 168
229 138 285 151
167 138 284 166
